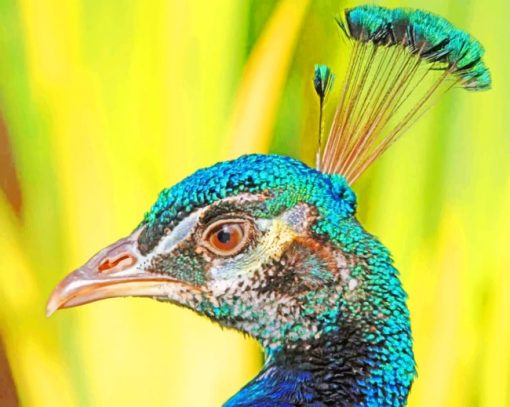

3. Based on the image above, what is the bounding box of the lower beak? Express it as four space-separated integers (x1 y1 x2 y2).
46 227 181 317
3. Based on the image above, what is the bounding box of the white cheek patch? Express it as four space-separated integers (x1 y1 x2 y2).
256 218 272 232
208 205 310 287
209 220 296 279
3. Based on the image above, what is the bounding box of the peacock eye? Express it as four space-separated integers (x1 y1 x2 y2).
202 219 250 256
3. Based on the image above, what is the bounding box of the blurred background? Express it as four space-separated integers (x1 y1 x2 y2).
0 0 508 405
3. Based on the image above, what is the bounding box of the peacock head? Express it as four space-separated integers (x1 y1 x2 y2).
46 154 369 352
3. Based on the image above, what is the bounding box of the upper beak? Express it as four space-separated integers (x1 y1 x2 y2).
46 227 180 317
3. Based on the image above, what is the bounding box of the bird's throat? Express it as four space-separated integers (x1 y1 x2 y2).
226 312 413 406
225 322 374 406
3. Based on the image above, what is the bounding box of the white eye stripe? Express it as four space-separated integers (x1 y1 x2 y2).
160 210 202 251
137 210 203 270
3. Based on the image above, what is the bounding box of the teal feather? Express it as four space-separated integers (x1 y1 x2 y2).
314 64 335 102
339 5 491 90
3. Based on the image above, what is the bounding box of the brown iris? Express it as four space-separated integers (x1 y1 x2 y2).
203 219 250 256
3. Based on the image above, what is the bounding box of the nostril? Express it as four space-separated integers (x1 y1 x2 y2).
98 254 136 274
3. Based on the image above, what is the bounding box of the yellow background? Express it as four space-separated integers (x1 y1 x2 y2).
0 0 508 405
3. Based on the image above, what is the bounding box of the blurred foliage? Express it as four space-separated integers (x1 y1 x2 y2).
0 0 508 406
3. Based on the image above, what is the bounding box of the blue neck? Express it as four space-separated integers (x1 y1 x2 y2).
224 358 315 407
223 324 375 406
224 299 414 407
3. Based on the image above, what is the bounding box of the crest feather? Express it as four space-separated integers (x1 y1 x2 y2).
315 5 490 183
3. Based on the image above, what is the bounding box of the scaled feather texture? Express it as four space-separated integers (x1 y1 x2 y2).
47 5 490 406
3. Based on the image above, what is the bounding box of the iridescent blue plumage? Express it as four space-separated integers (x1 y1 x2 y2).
225 366 315 407
142 154 355 241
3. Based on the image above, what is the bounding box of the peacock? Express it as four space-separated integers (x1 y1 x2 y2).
47 5 490 406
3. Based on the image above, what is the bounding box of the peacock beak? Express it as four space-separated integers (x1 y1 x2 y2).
46 227 182 317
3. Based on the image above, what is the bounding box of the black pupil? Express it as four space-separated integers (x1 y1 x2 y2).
217 228 231 244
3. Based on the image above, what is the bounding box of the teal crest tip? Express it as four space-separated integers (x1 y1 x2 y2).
314 64 336 101
340 5 490 90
